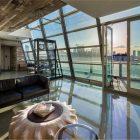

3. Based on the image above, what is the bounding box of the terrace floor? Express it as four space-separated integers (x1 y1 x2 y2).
0 77 140 139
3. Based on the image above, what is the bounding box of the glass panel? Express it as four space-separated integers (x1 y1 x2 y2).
44 20 62 36
106 27 113 84
42 10 59 22
65 12 96 31
58 50 68 62
71 47 101 63
48 35 66 48
28 20 40 28
63 5 77 14
61 63 70 76
112 63 119 76
68 28 99 47
130 20 140 89
73 64 102 81
25 52 34 61
122 64 127 77
112 63 127 77
21 41 35 63
30 30 43 39
22 42 32 52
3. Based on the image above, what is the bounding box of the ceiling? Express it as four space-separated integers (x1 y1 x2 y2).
0 0 65 32
62 0 140 18
0 28 31 41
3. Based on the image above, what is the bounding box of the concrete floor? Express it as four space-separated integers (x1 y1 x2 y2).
0 72 140 139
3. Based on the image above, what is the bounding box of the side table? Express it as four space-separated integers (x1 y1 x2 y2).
55 123 99 140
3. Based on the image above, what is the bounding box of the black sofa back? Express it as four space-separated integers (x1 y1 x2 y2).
0 78 21 108
0 79 16 92
0 75 50 108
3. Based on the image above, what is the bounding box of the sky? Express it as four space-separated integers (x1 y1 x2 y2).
111 22 127 48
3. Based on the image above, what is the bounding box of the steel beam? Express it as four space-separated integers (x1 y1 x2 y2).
96 18 104 87
59 8 75 78
26 25 36 62
39 18 53 75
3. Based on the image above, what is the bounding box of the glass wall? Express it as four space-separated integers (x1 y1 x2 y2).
28 20 42 39
130 20 140 90
21 5 102 82
63 8 101 81
21 40 34 64
65 12 96 31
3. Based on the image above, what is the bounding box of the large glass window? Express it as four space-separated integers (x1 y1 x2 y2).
28 20 40 28
30 30 43 39
23 5 102 80
62 5 77 14
74 64 102 81
42 10 59 23
48 35 66 48
71 47 101 63
44 20 62 36
130 20 140 90
22 41 32 52
68 28 99 47
61 63 71 76
22 41 34 63
65 12 96 31
58 50 68 62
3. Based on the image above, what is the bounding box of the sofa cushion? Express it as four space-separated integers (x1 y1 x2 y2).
0 79 15 92
20 85 48 98
38 75 49 89
16 75 39 88
0 90 21 105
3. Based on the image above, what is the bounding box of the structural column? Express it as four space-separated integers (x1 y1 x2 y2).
96 18 104 87
39 19 46 39
59 8 75 79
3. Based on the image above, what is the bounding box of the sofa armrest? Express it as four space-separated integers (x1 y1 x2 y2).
39 75 50 91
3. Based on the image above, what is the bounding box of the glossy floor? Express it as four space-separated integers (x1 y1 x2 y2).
0 79 140 139
0 71 30 80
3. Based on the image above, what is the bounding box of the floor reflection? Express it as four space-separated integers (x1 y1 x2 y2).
0 78 140 139
49 79 140 139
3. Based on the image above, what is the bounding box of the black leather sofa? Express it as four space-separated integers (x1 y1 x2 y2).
0 75 49 108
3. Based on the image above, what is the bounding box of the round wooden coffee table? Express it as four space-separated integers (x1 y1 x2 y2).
9 101 78 140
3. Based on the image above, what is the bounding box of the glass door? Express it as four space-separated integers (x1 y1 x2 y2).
104 26 113 87
128 19 140 93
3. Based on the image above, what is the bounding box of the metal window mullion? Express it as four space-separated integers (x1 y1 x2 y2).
127 20 130 92
26 25 36 63
59 8 75 78
96 18 104 86
39 18 53 76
